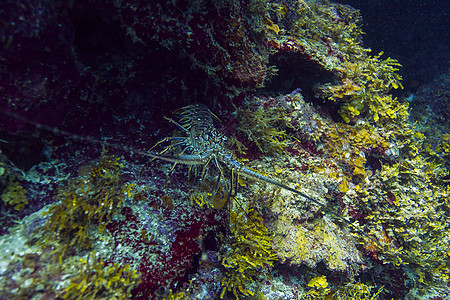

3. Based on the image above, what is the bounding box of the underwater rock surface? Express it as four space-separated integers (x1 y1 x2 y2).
1 0 449 299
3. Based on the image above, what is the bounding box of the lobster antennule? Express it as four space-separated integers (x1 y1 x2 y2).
146 152 206 165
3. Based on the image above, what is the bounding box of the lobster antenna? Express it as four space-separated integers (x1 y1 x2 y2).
0 109 151 157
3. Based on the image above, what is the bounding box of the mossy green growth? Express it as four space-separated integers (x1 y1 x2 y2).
326 123 390 180
305 275 331 299
308 274 329 288
1 178 28 211
305 275 383 300
304 275 383 300
280 0 364 58
265 0 407 124
40 154 128 261
425 133 450 164
319 52 407 124
333 281 383 300
61 251 141 300
220 206 277 299
236 99 291 155
349 128 450 290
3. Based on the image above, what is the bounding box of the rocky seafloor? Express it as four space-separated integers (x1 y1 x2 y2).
0 0 449 299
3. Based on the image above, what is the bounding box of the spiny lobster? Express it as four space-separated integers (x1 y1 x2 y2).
145 103 349 225
0 104 352 227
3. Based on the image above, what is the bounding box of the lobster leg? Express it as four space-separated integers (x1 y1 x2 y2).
159 141 187 155
234 172 239 197
149 136 186 152
200 157 213 181
163 116 190 133
140 140 188 177
228 170 235 200
162 148 193 187
212 170 223 195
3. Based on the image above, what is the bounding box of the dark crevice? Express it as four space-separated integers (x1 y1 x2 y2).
263 52 337 99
